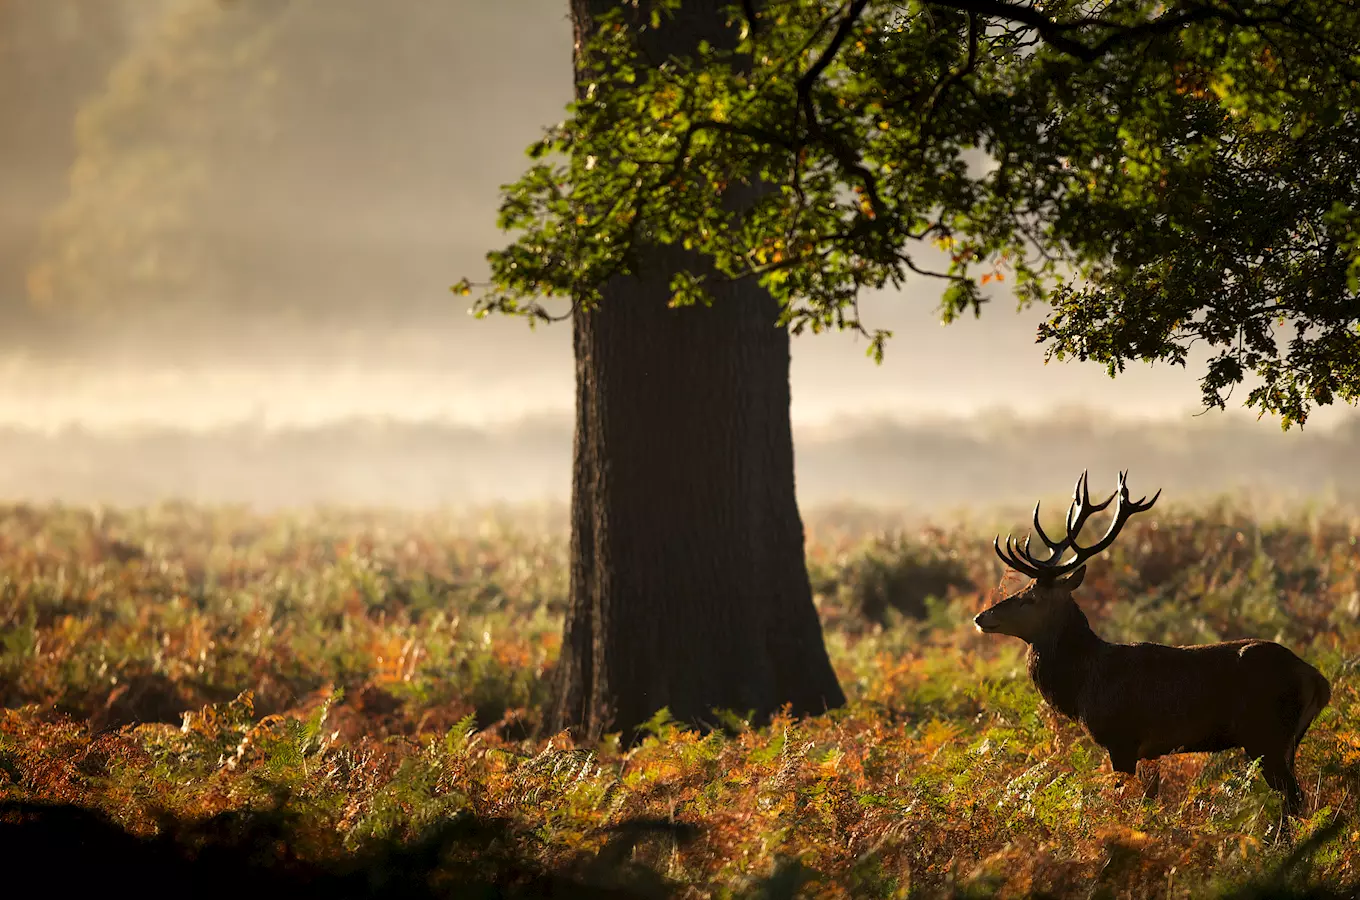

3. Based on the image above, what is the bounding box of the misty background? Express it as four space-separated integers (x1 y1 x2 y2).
2 0 1357 512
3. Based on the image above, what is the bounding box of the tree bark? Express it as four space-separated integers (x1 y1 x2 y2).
550 0 846 738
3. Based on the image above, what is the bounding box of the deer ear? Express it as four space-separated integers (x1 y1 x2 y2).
1055 565 1086 591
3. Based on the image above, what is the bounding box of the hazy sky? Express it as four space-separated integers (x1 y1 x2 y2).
0 0 1347 434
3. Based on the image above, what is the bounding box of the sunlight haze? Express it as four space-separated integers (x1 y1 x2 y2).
0 0 1352 507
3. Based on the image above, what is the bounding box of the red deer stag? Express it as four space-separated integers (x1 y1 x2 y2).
974 470 1331 815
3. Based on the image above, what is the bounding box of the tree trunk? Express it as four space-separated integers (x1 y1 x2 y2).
550 0 846 738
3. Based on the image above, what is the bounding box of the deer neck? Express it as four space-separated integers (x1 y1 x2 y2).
1025 601 1103 720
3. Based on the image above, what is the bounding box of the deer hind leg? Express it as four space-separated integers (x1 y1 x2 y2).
1292 672 1328 760
1247 741 1304 816
1281 680 1326 815
1266 756 1304 817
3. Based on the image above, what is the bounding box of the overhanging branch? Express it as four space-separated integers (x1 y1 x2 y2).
922 0 1295 62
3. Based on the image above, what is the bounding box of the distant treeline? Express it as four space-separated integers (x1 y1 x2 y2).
1 409 1357 511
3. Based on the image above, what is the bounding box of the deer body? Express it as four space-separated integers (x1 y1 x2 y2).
977 471 1331 814
1002 590 1331 806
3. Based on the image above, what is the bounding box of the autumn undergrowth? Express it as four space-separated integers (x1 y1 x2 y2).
1 500 1357 898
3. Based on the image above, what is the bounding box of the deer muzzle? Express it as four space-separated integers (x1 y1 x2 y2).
973 609 999 633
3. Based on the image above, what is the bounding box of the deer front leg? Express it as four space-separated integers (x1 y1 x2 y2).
1107 747 1156 801
1108 747 1138 776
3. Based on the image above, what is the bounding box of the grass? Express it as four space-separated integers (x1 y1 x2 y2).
0 500 1357 898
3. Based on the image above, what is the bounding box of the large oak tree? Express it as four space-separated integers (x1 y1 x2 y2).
471 0 1360 737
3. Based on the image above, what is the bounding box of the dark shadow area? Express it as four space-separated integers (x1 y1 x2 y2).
1 800 1353 899
0 800 699 900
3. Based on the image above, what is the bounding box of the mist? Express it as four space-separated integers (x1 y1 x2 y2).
4 411 1357 513
1 0 1353 513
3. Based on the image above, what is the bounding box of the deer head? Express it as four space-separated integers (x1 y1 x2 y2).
974 470 1160 643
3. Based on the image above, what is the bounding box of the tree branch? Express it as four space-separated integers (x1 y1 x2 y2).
899 251 969 283
921 10 980 122
795 0 869 100
923 0 1295 63
793 0 886 218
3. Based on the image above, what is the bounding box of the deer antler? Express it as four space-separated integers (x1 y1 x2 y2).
994 470 1161 581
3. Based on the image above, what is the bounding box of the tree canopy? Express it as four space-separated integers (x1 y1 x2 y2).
473 0 1360 428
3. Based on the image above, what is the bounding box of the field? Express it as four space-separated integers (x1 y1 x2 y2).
1 500 1358 898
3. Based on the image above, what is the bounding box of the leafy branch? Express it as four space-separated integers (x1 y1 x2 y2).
469 0 1360 425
